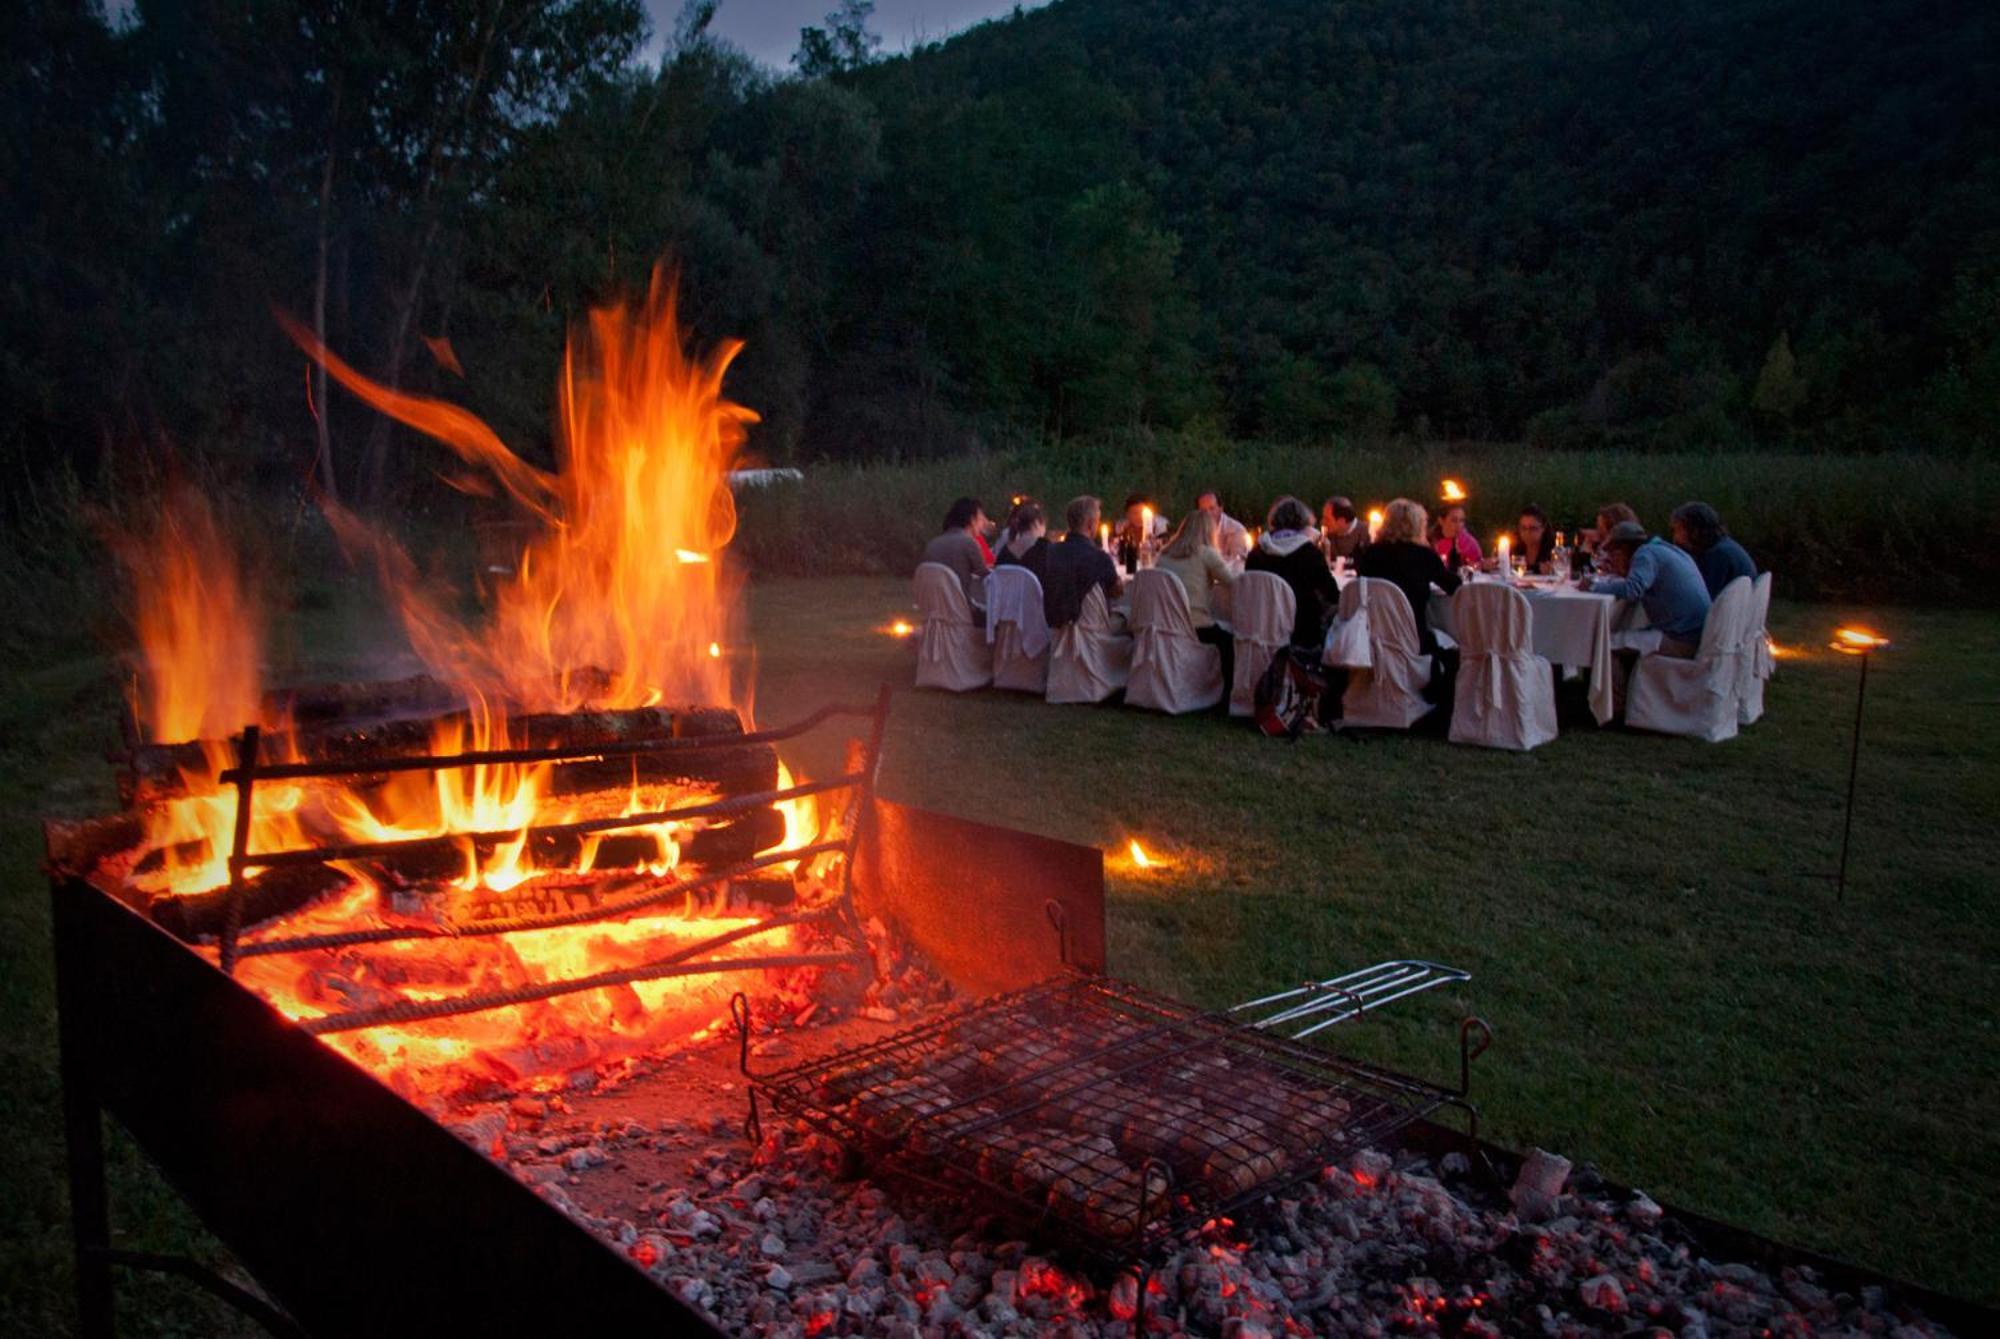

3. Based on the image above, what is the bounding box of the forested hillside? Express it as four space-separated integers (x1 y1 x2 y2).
4 0 1995 510
842 0 2000 452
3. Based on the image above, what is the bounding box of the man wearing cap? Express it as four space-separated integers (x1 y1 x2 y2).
1582 519 1711 657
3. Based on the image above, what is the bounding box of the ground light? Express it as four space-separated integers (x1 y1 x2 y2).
1828 625 1891 902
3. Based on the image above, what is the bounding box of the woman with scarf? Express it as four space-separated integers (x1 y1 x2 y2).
1245 495 1339 649
1432 501 1482 571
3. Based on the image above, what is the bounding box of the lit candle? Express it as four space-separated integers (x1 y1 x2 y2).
1497 535 1510 575
1099 521 1111 550
1367 509 1383 541
1141 505 1153 538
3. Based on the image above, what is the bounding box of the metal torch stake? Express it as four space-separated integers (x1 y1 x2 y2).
1834 649 1870 903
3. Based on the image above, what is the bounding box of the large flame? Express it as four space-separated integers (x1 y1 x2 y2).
104 271 837 1104
114 489 308 895
279 268 753 712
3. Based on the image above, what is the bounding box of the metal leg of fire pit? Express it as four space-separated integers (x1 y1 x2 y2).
59 1056 113 1338
59 918 303 1338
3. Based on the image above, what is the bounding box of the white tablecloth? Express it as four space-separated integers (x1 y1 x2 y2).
1427 578 1640 725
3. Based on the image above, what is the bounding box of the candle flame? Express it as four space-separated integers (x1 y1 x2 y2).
707 641 722 658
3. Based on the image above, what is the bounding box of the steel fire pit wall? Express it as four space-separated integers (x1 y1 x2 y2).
50 798 1109 1338
851 799 1106 995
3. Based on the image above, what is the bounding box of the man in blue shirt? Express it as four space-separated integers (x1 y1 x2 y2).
1670 502 1756 597
1584 520 1711 656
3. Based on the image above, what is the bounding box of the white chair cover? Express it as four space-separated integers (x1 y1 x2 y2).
1626 576 1753 742
912 562 992 692
1741 571 1774 724
1448 584 1558 751
1046 586 1132 704
1322 577 1373 669
984 565 1050 693
1338 578 1434 731
1228 571 1296 718
1125 569 1224 714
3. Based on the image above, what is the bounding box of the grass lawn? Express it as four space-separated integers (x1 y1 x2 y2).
2 574 1996 1332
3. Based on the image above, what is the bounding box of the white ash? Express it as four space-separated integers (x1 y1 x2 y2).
448 1103 1957 1338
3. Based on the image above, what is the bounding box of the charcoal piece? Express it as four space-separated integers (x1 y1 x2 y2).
146 864 353 941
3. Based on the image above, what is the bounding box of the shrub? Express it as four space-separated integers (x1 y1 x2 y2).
733 437 2000 605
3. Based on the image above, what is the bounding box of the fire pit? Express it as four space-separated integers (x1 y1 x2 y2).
48 702 1109 1335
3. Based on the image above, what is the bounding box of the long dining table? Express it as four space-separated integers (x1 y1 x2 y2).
1424 576 1643 725
1118 563 1643 726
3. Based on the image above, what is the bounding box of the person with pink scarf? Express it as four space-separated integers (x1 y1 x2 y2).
1431 501 1482 570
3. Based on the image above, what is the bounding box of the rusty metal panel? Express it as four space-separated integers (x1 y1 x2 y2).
852 799 1106 996
51 877 714 1337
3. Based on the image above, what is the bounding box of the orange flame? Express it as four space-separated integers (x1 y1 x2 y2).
1831 626 1889 653
113 489 308 895
1128 839 1153 869
104 270 836 1103
1440 479 1467 504
280 269 754 713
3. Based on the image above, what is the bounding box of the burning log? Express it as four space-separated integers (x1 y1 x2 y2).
265 673 467 727
347 807 789 897
121 704 770 804
148 865 352 940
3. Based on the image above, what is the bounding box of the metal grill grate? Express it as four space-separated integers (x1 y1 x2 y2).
740 972 1488 1264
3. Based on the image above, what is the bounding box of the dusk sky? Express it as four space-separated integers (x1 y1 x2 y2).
644 0 1047 70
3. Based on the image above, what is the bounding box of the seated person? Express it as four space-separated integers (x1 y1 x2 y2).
920 496 992 604
1195 489 1252 562
1583 520 1711 657
1155 509 1239 692
1670 502 1756 597
1432 501 1482 570
993 499 1050 585
1320 496 1369 560
1356 497 1461 658
1246 496 1338 649
1043 495 1124 627
1517 503 1555 574
1113 492 1170 559
1582 501 1638 567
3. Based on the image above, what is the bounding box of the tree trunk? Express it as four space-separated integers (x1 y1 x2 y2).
362 5 508 509
361 225 437 505
312 81 342 503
